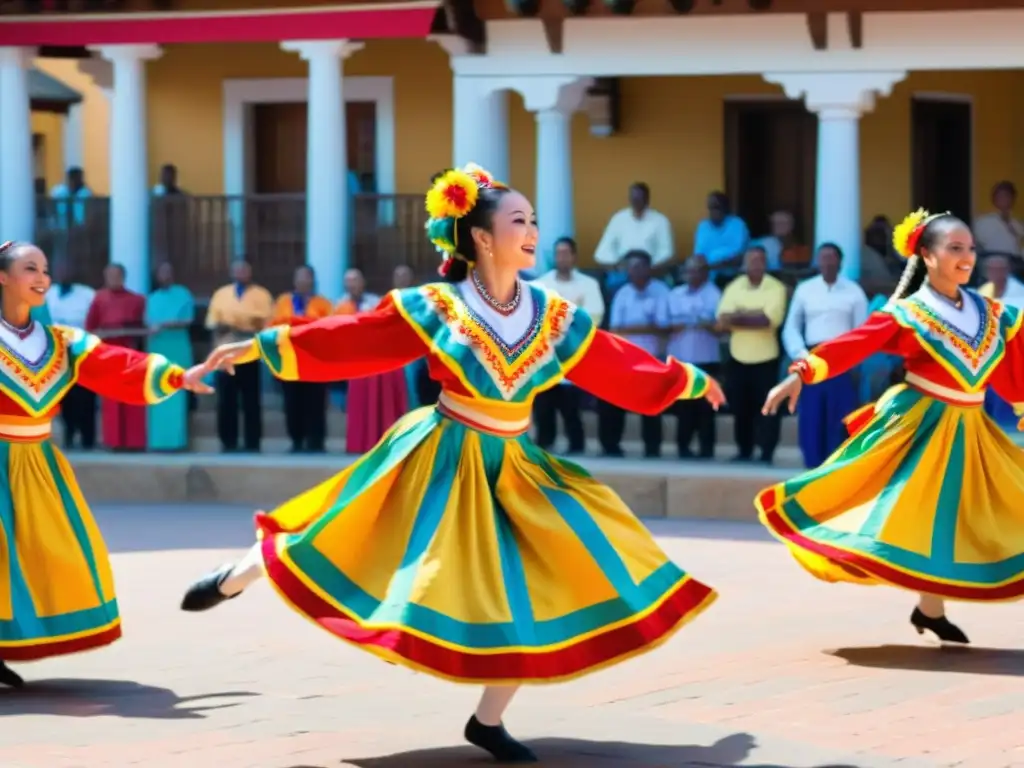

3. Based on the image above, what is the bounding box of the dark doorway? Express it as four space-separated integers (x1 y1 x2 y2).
911 97 972 222
724 99 817 245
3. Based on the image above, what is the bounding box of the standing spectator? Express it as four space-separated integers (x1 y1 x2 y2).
859 215 904 298
594 182 674 291
145 262 195 452
753 210 810 271
85 263 147 451
782 244 868 468
717 246 787 464
49 166 92 229
666 255 721 459
46 259 96 450
600 251 671 457
532 237 605 455
694 191 749 285
206 260 273 453
152 163 185 196
336 268 407 454
272 265 333 453
978 254 1024 429
974 181 1024 258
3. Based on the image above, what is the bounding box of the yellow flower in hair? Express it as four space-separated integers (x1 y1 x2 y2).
892 208 930 259
425 169 479 221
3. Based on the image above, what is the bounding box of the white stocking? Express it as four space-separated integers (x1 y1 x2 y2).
918 592 946 619
475 685 519 726
219 543 265 597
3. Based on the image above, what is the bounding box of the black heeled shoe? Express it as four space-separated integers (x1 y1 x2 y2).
911 608 970 644
464 715 538 763
0 661 24 689
180 564 240 612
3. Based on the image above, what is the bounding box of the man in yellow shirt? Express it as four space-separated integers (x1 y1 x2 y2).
206 260 274 453
717 246 788 464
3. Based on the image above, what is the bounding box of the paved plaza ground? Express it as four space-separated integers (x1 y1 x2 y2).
1 504 1022 768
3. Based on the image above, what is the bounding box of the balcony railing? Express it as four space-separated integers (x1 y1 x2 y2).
34 193 436 297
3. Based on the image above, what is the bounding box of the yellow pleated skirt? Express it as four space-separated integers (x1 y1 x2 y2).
254 406 717 685
0 440 120 661
757 384 1024 601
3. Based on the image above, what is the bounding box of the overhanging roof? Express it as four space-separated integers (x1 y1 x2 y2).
0 2 440 47
29 68 82 115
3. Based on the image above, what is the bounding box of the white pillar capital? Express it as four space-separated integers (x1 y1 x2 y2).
91 44 163 64
281 39 364 62
763 71 905 118
515 76 592 115
428 33 472 59
0 47 35 69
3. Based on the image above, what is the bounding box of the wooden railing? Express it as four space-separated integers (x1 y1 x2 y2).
33 193 437 297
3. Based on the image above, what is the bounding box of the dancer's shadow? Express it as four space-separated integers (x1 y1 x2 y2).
344 733 862 767
829 644 1024 676
0 678 258 719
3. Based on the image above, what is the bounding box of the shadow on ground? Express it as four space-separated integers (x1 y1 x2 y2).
829 644 1024 676
0 678 258 718
340 733 864 768
95 504 257 553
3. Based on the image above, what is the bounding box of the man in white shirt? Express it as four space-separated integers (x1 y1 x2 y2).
974 181 1024 258
594 183 674 292
46 260 98 450
532 237 604 455
782 242 868 468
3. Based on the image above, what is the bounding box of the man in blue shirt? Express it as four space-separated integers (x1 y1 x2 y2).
694 191 750 286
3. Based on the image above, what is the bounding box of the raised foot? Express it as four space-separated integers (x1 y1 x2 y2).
464 716 538 763
180 564 239 612
911 607 970 644
0 661 24 689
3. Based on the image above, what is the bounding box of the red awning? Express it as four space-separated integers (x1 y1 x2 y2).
0 2 440 47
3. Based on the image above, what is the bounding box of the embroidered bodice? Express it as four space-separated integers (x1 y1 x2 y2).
0 324 79 417
395 281 593 404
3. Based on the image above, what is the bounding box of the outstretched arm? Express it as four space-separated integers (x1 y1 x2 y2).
566 329 721 415
70 329 197 404
789 310 903 384
228 292 427 382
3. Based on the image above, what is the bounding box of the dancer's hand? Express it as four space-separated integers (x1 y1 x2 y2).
763 373 802 415
181 365 215 394
205 340 253 376
703 377 726 412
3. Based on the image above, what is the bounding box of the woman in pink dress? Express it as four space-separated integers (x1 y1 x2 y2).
336 268 409 453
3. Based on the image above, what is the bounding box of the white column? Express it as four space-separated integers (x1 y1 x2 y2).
0 47 35 244
452 75 509 183
63 103 84 171
764 71 905 281
93 44 162 294
282 40 363 302
519 77 590 275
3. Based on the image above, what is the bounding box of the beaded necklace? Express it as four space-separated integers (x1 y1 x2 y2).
0 316 34 341
471 268 521 317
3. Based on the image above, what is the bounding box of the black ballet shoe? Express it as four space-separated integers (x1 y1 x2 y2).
911 608 970 644
464 715 538 763
180 564 240 612
0 661 24 689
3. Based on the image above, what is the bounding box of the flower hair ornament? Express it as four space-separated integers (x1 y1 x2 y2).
424 163 508 276
892 208 949 259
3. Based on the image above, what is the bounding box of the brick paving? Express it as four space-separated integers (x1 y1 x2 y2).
0 506 1021 767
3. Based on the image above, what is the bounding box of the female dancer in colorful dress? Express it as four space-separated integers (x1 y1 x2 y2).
758 209 1024 645
181 164 724 762
0 241 212 689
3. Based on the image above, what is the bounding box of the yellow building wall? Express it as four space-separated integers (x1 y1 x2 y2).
30 111 64 187
32 58 111 193
35 35 1024 265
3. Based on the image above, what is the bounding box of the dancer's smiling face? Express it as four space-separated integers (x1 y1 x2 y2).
921 221 976 287
0 243 51 309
